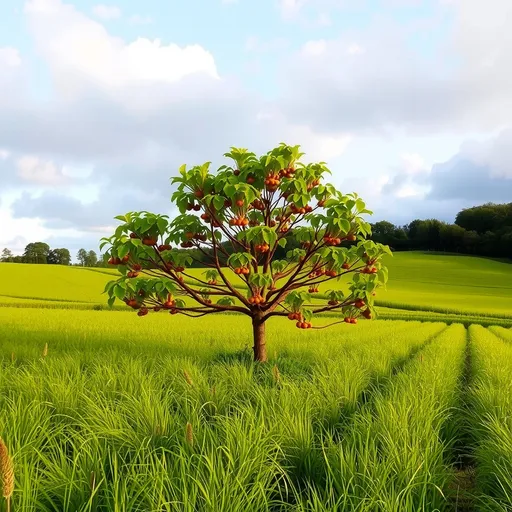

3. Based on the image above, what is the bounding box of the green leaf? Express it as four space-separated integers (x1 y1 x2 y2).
157 217 168 234
113 284 126 301
118 244 130 259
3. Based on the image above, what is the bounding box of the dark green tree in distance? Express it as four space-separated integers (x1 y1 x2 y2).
77 248 88 266
23 242 50 264
47 248 71 265
0 248 14 262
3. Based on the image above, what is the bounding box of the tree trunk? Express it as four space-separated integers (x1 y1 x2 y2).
252 316 267 362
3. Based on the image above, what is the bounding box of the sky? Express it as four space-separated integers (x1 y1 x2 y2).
0 0 511 256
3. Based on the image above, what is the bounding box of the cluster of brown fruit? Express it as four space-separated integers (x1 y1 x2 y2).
108 255 129 265
137 307 149 317
308 286 320 293
255 243 270 253
289 204 313 215
361 266 379 274
165 262 185 272
251 199 265 211
323 233 344 246
207 279 217 285
229 216 249 227
327 300 339 305
287 312 312 328
200 213 211 223
186 203 201 212
308 268 326 279
248 294 265 305
344 317 358 324
354 299 365 308
234 266 250 275
181 241 194 248
186 232 207 242
163 297 176 309
264 174 280 191
124 298 140 309
280 167 296 179
306 178 321 192
127 271 140 278
158 244 172 251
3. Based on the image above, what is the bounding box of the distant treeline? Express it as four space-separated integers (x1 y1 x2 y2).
370 203 512 258
1 202 510 267
0 244 106 267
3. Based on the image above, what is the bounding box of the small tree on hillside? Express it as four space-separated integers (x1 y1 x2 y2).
77 248 88 266
86 250 98 267
101 144 391 362
1 248 14 262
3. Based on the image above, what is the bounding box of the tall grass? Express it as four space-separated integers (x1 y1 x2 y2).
296 323 467 511
0 312 448 511
468 325 512 511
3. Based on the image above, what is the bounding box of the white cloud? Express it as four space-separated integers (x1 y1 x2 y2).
16 156 69 186
0 149 10 160
24 0 219 100
400 153 428 175
92 4 121 20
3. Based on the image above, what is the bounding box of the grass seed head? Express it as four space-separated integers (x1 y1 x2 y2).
0 438 14 500
185 422 194 446
42 343 48 358
183 370 193 386
272 364 281 384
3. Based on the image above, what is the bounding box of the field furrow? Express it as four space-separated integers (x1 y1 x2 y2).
295 323 467 511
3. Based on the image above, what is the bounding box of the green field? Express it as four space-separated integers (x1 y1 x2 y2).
1 252 511 325
1 309 512 510
0 252 512 510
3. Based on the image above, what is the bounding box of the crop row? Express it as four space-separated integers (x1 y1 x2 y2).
468 325 512 511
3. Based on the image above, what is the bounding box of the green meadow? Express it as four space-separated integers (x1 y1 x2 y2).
0 252 512 510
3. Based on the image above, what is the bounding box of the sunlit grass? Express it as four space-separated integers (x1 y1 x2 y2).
0 310 453 511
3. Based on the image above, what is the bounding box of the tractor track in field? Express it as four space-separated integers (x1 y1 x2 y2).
332 324 450 437
447 327 476 512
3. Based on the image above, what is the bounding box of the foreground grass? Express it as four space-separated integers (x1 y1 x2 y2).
299 324 466 511
1 309 455 511
469 325 512 511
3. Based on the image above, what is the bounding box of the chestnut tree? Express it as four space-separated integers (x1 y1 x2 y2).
101 143 391 362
